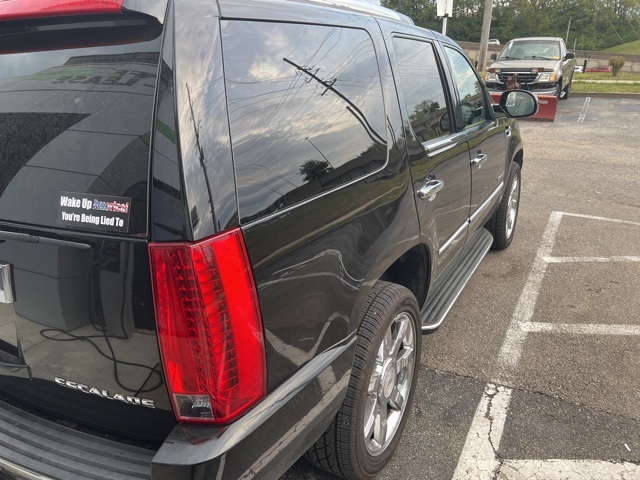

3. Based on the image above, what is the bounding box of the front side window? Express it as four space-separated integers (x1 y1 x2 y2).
444 47 490 130
392 37 451 144
222 21 387 223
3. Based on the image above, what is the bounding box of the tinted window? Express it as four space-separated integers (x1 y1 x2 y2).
392 37 450 143
222 21 387 223
0 39 161 235
444 47 490 130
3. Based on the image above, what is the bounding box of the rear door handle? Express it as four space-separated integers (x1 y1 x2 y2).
418 179 444 200
505 125 512 137
471 153 488 168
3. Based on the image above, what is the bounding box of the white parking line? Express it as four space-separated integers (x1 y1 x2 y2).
452 385 512 480
545 256 640 263
562 212 640 227
454 211 640 479
500 460 640 480
496 211 562 376
578 97 591 122
522 322 640 336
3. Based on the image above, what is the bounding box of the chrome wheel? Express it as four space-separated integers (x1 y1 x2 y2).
363 311 416 456
489 162 520 250
305 282 421 478
505 173 520 240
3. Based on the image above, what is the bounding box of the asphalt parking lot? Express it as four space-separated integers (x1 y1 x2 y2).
281 95 640 480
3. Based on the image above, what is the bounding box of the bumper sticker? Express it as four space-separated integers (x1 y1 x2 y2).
58 192 131 233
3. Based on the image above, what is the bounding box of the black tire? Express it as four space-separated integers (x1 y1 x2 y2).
305 281 421 479
561 74 572 100
488 162 521 250
555 81 562 100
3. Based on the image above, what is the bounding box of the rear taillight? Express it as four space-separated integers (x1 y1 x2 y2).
0 0 124 21
149 229 266 424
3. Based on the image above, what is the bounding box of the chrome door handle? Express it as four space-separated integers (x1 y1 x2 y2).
471 153 488 168
418 180 444 200
505 125 512 137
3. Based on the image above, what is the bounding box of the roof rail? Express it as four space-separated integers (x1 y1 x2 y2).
300 0 414 25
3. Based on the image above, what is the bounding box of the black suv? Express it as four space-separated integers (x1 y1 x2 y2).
0 1 536 479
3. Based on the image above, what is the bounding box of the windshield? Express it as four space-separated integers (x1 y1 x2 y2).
498 40 561 60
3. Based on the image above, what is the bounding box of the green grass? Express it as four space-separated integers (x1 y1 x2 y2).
576 71 640 81
572 70 640 93
572 81 640 94
603 39 640 55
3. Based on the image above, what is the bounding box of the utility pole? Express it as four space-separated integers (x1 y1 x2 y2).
283 57 386 146
477 0 493 72
437 0 453 36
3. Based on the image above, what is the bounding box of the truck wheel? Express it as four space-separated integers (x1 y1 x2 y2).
305 281 421 479
488 162 521 250
555 81 562 100
561 75 572 100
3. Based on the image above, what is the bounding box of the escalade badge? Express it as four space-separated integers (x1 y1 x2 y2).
54 377 155 408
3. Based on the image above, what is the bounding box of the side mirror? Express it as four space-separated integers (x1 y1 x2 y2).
439 112 450 132
491 53 497 60
565 52 575 60
499 90 539 118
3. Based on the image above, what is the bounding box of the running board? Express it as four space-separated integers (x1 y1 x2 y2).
421 228 493 332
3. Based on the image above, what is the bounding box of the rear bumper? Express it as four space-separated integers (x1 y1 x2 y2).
0 336 356 480
0 400 155 480
151 335 356 480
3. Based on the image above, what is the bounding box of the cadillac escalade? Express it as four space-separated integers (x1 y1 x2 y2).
0 1 536 478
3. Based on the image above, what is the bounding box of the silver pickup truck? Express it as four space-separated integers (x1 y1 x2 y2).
484 37 576 99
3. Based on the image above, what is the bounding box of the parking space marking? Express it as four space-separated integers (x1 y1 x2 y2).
578 97 591 122
499 460 640 480
522 322 640 336
453 210 640 479
452 384 512 480
454 386 640 480
563 212 640 227
545 256 640 263
496 211 563 375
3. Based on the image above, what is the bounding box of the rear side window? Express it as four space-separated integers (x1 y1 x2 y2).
0 38 161 235
222 21 387 223
392 37 451 144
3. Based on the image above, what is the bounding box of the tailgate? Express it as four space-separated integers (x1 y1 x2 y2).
0 1 174 443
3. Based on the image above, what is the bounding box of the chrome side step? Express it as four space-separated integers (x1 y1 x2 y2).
421 228 493 332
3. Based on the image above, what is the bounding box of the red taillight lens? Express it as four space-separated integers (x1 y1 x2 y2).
0 0 124 21
149 229 266 424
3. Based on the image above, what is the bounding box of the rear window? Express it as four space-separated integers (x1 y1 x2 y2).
0 36 161 235
221 21 387 223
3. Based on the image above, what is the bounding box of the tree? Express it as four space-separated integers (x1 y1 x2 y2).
299 159 333 182
382 0 640 50
609 56 625 75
